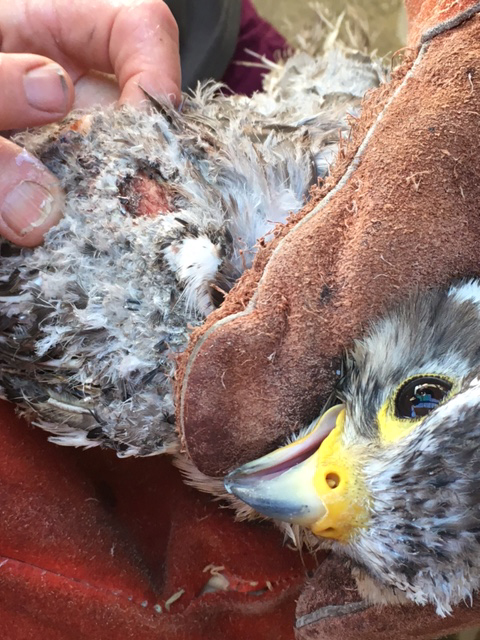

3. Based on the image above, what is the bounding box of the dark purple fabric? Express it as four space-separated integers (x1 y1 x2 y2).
221 0 289 95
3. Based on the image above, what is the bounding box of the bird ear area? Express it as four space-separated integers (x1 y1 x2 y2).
377 374 456 444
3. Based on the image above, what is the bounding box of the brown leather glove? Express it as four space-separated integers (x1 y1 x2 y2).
178 1 480 637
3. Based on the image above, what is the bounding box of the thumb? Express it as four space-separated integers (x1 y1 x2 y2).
0 53 74 129
0 137 64 247
0 53 71 246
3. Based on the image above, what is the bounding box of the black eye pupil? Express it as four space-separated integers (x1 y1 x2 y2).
395 377 452 420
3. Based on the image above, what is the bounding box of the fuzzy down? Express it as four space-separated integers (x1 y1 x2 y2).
0 49 381 456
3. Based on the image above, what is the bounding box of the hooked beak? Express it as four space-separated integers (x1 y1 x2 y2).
224 404 368 541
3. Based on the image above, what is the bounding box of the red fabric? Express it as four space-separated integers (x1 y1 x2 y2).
0 401 314 639
222 0 289 96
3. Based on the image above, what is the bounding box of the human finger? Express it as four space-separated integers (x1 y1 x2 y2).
0 0 181 107
109 1 181 105
0 53 74 130
0 137 64 247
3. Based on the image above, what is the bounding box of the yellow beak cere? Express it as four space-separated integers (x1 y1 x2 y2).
224 405 369 542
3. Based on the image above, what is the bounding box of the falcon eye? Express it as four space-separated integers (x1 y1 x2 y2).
394 376 452 420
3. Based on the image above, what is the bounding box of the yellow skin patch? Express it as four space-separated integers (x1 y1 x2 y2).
309 408 370 542
377 401 419 444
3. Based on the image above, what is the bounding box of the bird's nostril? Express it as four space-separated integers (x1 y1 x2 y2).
326 472 340 489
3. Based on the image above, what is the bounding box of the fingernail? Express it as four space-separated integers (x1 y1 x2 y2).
1 180 60 236
23 64 69 113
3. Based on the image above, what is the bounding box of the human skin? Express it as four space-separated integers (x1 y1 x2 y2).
0 0 181 246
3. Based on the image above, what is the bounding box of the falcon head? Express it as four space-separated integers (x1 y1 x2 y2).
225 280 480 615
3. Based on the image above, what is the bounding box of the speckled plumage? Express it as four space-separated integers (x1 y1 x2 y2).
336 281 480 615
0 47 381 456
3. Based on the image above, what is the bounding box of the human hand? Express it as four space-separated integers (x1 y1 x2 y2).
0 0 181 246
